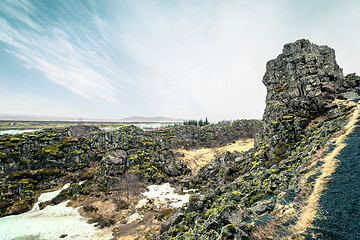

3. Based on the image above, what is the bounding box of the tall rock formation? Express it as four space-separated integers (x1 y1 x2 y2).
257 39 344 161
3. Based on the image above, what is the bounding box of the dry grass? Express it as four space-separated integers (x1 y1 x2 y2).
291 101 360 237
176 139 254 174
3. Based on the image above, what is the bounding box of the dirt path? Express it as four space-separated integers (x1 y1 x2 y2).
289 101 360 239
307 120 360 239
176 139 254 175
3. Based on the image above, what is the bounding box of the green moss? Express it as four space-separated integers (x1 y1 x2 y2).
129 165 140 174
145 166 158 172
151 172 162 179
18 179 29 184
98 184 106 191
81 172 94 180
251 161 262 170
44 145 61 156
254 148 266 160
79 154 86 160
204 208 219 218
40 137 51 141
249 193 265 205
231 190 242 195
10 171 29 179
252 178 261 186
72 150 83 155
0 152 7 159
274 153 285 163
40 168 60 175
170 228 179 236
283 115 294 120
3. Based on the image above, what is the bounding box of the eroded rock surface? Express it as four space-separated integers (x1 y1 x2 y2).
257 39 344 161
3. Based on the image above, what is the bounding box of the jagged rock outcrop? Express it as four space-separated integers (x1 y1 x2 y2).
256 39 344 161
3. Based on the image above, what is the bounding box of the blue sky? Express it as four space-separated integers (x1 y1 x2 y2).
0 0 360 121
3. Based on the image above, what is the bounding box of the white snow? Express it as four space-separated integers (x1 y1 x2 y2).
32 183 71 211
0 183 112 240
136 183 192 209
0 182 194 239
127 212 144 223
0 129 38 135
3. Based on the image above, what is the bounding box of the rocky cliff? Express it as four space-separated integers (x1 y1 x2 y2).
256 39 345 162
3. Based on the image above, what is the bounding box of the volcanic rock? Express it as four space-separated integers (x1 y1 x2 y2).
257 39 344 161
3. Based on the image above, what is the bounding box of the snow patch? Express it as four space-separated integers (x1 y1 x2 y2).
127 212 144 223
136 183 192 209
0 129 38 135
0 183 112 240
32 183 71 211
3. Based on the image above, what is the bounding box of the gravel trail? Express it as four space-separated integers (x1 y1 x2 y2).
308 124 360 239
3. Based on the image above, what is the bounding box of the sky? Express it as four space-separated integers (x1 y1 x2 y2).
0 0 360 121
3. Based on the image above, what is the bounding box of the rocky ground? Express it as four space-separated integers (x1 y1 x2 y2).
1 39 360 240
0 117 260 239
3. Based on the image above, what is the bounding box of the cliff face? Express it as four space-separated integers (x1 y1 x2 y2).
257 39 344 161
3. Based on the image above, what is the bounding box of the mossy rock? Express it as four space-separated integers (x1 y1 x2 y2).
39 168 61 176
249 193 265 205
10 169 60 180
9 171 33 180
80 172 95 180
0 152 7 159
10 138 21 142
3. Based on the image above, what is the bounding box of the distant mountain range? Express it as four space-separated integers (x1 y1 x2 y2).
0 114 183 123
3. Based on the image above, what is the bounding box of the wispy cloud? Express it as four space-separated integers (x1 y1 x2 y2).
0 1 133 104
1 0 360 120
